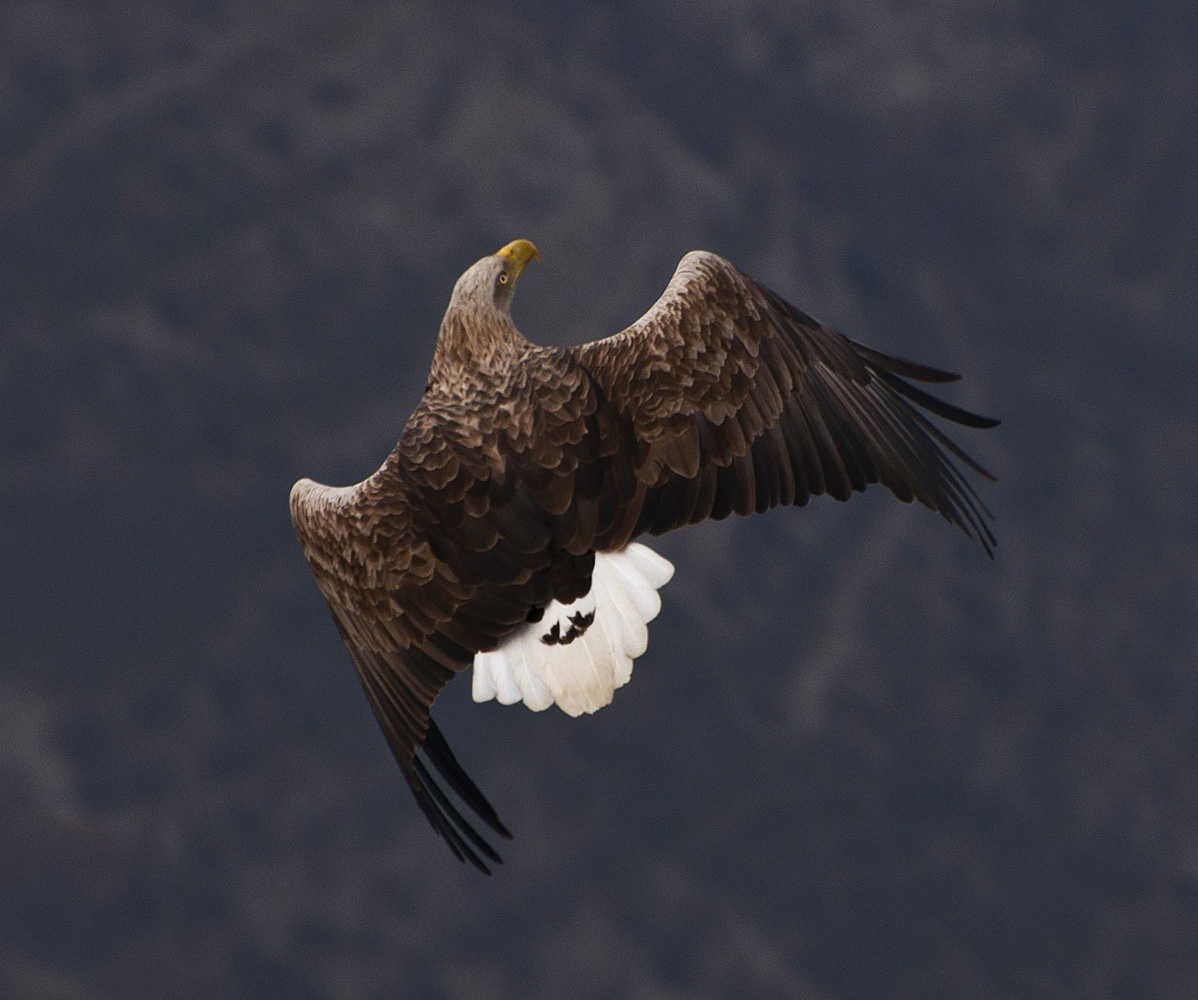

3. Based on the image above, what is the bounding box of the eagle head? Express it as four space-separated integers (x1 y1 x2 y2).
448 238 540 316
431 239 541 385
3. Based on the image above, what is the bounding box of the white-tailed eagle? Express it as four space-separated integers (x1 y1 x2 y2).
291 239 998 873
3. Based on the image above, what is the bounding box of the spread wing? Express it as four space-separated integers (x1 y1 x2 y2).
574 251 998 552
289 476 521 873
289 359 609 873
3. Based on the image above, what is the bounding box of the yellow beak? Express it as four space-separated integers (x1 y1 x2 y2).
495 238 540 278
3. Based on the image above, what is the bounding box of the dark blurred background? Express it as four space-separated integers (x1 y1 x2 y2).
3 2 1196 997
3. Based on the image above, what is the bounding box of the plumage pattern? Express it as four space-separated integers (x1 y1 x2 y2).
291 243 999 873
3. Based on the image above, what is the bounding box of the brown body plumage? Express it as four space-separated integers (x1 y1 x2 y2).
291 240 998 872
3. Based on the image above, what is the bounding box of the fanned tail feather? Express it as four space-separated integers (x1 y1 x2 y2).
472 543 674 716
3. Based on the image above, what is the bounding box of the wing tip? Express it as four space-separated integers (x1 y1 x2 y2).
423 720 513 839
411 756 507 875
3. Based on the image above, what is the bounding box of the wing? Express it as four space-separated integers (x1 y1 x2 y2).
290 475 520 873
289 356 609 872
573 251 999 553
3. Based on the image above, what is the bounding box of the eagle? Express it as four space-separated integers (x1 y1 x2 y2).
291 238 998 873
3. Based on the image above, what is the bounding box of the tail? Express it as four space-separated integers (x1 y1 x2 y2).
472 543 675 716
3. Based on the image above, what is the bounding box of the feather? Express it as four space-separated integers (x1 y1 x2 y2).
472 544 674 716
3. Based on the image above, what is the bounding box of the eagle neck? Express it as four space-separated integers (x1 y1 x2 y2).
427 304 526 393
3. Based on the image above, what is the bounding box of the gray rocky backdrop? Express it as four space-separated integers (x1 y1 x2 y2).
2 1 1196 997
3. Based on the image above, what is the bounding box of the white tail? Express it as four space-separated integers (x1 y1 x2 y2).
472 543 675 716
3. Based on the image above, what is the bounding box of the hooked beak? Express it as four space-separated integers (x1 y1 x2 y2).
495 238 540 278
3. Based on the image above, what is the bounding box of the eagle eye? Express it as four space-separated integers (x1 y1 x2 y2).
497 272 509 286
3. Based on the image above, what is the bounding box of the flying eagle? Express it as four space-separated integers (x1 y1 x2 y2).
291 239 998 873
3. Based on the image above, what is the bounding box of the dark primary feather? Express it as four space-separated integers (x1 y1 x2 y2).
291 248 1000 872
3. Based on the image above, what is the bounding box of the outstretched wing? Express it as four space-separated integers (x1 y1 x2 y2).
290 475 524 873
573 251 998 552
289 357 608 872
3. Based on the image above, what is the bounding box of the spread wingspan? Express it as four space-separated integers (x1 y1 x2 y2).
291 244 1000 874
